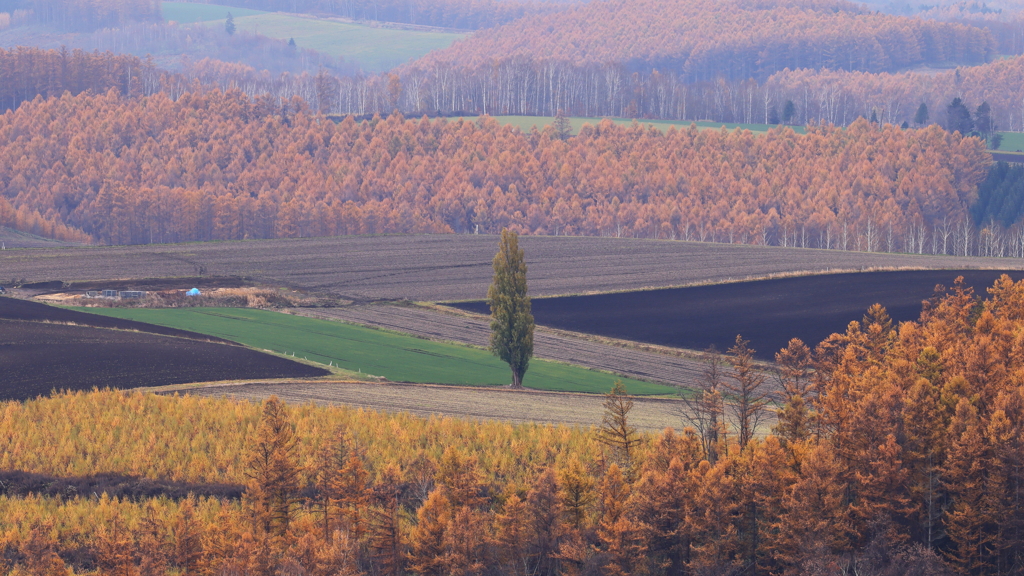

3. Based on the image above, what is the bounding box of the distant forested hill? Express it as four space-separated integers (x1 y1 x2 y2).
0 85 989 248
410 0 994 80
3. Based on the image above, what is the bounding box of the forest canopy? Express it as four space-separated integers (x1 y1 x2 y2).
0 87 989 247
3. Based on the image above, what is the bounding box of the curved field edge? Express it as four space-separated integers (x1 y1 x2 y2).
450 268 1024 361
0 319 329 401
292 304 709 390
70 306 676 395
3 235 1021 303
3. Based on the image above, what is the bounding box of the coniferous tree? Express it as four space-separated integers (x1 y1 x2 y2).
553 109 572 141
681 345 726 463
975 101 993 140
488 228 534 389
225 12 236 35
946 97 974 135
244 396 300 541
724 335 769 450
598 381 641 471
915 102 929 126
782 100 795 124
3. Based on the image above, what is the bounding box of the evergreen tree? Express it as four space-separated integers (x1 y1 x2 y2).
225 12 235 35
598 381 641 471
914 102 929 126
488 228 534 389
975 101 993 139
781 100 795 124
553 109 572 141
946 97 973 135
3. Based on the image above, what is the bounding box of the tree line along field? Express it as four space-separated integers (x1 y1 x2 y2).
480 116 808 137
2 235 1021 303
5 49 1024 254
6 0 1024 132
75 306 674 395
454 268 1024 360
0 297 328 400
0 71 997 248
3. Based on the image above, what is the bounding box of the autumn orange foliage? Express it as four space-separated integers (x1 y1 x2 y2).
2 275 1024 573
412 0 994 80
0 88 988 246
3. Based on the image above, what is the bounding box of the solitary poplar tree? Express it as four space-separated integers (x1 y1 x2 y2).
488 229 534 389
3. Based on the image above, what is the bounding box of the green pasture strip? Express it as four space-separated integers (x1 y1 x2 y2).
995 132 1024 153
197 13 465 72
477 116 806 136
162 1 266 23
72 307 674 395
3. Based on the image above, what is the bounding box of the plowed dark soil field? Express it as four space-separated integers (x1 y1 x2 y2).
452 270 1024 360
2 235 1020 302
0 298 329 401
0 297 234 343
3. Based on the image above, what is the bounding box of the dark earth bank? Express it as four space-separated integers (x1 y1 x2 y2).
0 296 236 343
0 321 330 401
0 297 329 401
451 269 1024 361
0 470 244 501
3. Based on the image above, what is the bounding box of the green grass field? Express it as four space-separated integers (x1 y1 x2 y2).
995 132 1024 152
75 307 675 395
476 116 807 136
187 8 464 72
162 1 266 24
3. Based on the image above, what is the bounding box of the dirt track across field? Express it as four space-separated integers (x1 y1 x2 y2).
186 380 686 431
3 234 1020 302
292 305 705 389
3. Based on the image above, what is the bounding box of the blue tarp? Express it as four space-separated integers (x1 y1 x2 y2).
186 288 201 296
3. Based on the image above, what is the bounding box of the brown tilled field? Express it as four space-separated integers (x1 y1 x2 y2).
0 296 330 401
2 235 1020 302
185 380 688 432
0 321 330 401
293 305 705 389
0 226 81 249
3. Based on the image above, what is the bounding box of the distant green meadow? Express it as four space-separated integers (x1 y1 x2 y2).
162 2 465 72
75 307 675 395
995 131 1024 153
472 116 807 136
162 1 266 23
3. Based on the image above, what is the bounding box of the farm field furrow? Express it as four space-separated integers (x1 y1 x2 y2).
294 305 705 389
453 269 1024 361
2 235 1021 302
186 381 686 432
0 320 329 401
78 307 675 394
